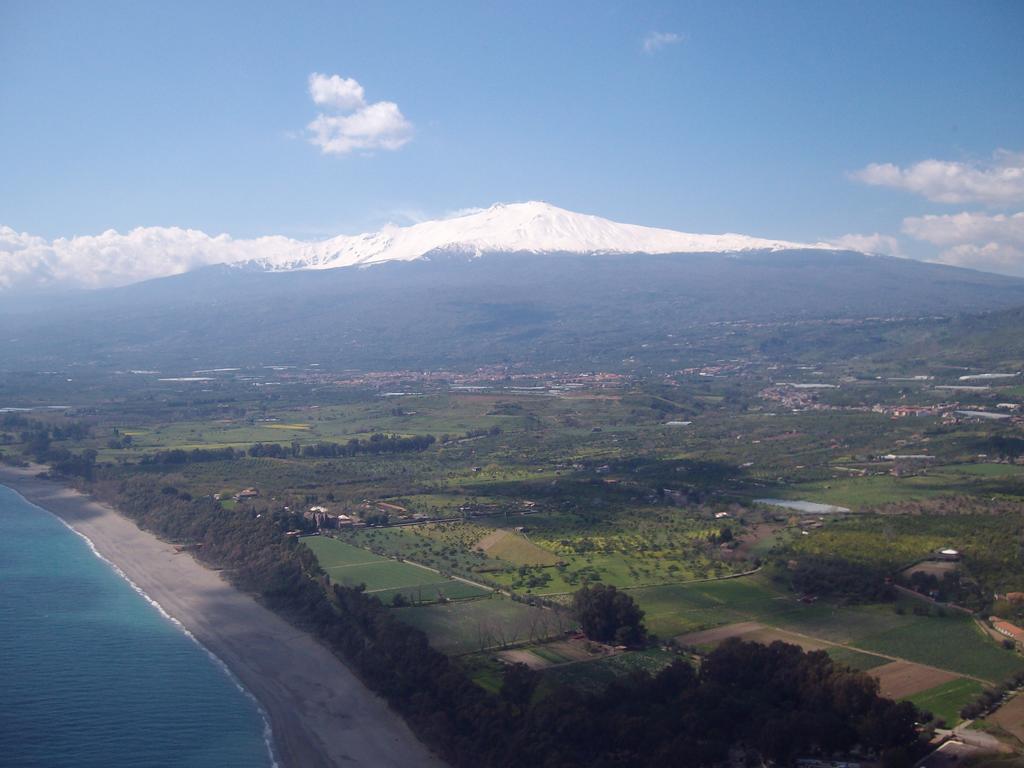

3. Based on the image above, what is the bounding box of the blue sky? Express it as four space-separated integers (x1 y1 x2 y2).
1 0 1023 274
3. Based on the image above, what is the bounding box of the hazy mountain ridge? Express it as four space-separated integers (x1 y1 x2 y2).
3 248 1023 373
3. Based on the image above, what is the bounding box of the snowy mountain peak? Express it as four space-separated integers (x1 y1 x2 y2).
0 202 835 292
257 201 831 271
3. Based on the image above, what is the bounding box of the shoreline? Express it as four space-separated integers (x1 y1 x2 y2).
0 464 446 768
7 482 281 767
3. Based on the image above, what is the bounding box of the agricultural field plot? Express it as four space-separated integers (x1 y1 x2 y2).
768 601 918 645
774 475 966 510
734 522 791 560
854 616 1024 683
631 577 793 637
497 640 599 669
633 576 1024 682
498 649 553 670
786 510 1024 597
345 523 506 577
371 580 489 603
114 420 320 450
541 649 679 695
942 463 1024 479
760 605 1023 682
987 693 1024 743
679 621 832 653
394 598 570 655
485 509 750 593
909 679 985 726
384 493 472 517
476 529 561 566
152 453 443 501
677 620 893 673
303 536 489 604
869 660 959 699
114 395 522 452
776 463 1024 510
902 560 959 579
345 510 748 596
825 647 889 671
677 621 769 647
303 535 380 568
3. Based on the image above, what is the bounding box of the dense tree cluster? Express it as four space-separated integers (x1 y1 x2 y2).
572 584 647 645
975 435 1024 461
785 556 895 603
903 570 962 603
787 497 1024 607
299 433 436 458
3 415 93 467
134 434 437 466
4 414 98 478
140 447 241 465
76 474 920 768
46 448 98 480
1 413 91 442
443 426 502 441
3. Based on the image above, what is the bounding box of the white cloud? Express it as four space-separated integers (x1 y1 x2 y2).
643 31 682 54
308 73 365 111
305 73 412 156
0 225 299 292
830 232 903 257
900 210 1024 276
930 242 1024 276
901 211 1024 247
850 149 1024 205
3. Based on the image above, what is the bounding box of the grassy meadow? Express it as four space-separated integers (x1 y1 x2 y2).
303 535 490 604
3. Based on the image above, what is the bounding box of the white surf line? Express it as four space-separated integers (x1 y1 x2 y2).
0 483 281 768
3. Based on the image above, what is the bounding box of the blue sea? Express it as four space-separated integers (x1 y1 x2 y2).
0 484 275 768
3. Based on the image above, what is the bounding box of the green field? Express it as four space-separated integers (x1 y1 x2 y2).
908 678 985 725
14 357 1024 706
949 463 1024 479
776 463 1024 510
345 510 745 596
632 576 1024 682
477 528 561 566
394 597 570 654
778 475 963 509
856 617 1023 683
303 535 490 603
542 649 679 694
825 646 890 671
631 577 791 637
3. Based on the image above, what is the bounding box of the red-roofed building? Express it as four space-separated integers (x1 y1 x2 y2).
991 617 1024 646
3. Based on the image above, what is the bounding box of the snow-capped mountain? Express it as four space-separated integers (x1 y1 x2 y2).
5 204 1024 372
0 202 833 292
253 201 832 272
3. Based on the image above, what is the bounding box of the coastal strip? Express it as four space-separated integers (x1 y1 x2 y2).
0 465 447 768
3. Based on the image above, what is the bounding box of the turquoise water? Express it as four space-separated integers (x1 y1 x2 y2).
0 484 275 767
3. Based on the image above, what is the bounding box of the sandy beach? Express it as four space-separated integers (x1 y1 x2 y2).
0 464 446 768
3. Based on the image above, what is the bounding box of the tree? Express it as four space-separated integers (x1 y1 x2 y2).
500 662 538 715
572 584 646 645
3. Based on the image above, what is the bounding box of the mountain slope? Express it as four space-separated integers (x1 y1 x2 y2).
3 248 1024 373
